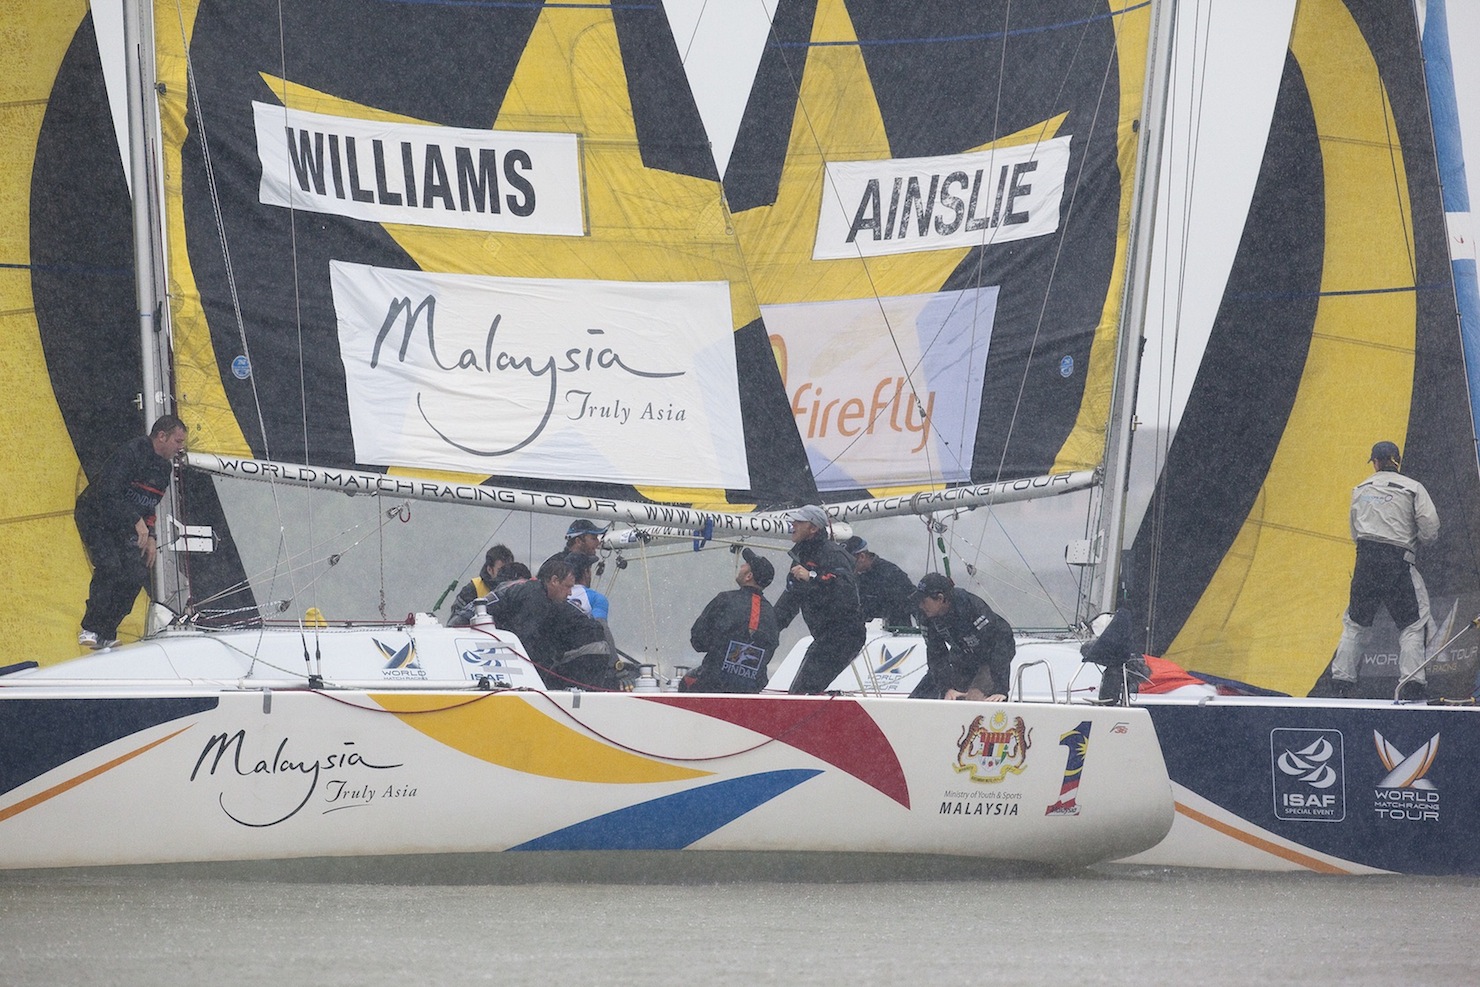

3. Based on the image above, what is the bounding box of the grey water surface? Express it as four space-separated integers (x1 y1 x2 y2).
1 863 1474 986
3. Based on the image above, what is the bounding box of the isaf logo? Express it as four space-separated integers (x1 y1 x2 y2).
1272 728 1345 822
460 642 530 687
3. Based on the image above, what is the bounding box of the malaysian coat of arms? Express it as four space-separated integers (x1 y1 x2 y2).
955 711 1031 783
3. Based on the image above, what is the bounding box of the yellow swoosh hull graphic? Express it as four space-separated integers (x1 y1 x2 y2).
372 693 711 784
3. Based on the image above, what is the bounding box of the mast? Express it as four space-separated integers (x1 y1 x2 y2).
123 0 165 423
122 0 175 613
1418 0 1480 469
1090 0 1179 615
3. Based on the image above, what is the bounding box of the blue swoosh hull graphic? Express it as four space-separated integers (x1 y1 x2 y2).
511 770 821 851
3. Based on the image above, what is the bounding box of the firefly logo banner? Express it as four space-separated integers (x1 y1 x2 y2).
763 287 997 490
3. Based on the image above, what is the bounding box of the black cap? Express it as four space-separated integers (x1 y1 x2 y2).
565 519 609 538
843 535 869 555
909 572 954 602
741 548 775 589
1370 441 1401 464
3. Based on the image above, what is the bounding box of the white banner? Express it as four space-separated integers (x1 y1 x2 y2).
329 262 749 488
814 137 1071 260
762 288 996 490
255 103 584 235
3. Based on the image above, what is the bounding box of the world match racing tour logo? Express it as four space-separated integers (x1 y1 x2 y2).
1373 729 1440 823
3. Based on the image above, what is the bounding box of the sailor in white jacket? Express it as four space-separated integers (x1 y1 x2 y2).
1330 441 1439 699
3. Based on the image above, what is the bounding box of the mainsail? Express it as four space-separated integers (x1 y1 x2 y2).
723 0 1151 496
156 0 816 511
1126 0 1480 697
6 1 1151 663
151 0 1157 629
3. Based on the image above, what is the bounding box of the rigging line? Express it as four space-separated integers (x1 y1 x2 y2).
0 509 77 526
182 523 296 617
821 0 1022 483
451 512 518 588
957 0 1018 486
990 0 1120 483
169 0 294 619
170 3 273 467
272 0 319 612
957 1 1137 621
282 503 408 614
953 0 1014 473
173 0 321 617
936 508 1076 626
876 0 1101 497
769 4 1099 490
672 0 709 66
847 2 1121 486
634 534 661 658
377 498 387 619
1145 0 1215 641
834 4 1114 583
184 498 409 611
773 3 1153 50
739 5 941 486
779 2 1098 486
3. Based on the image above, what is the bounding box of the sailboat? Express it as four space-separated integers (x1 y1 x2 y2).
7 0 1477 877
0 0 1175 871
760 0 1480 875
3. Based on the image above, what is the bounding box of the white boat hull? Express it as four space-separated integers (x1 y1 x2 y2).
1128 696 1480 875
772 628 1480 875
0 627 1172 871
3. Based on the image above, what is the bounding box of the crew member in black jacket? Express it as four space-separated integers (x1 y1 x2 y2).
773 505 864 694
908 573 1015 701
449 544 517 626
489 558 613 689
844 536 916 627
74 415 187 650
683 548 779 693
